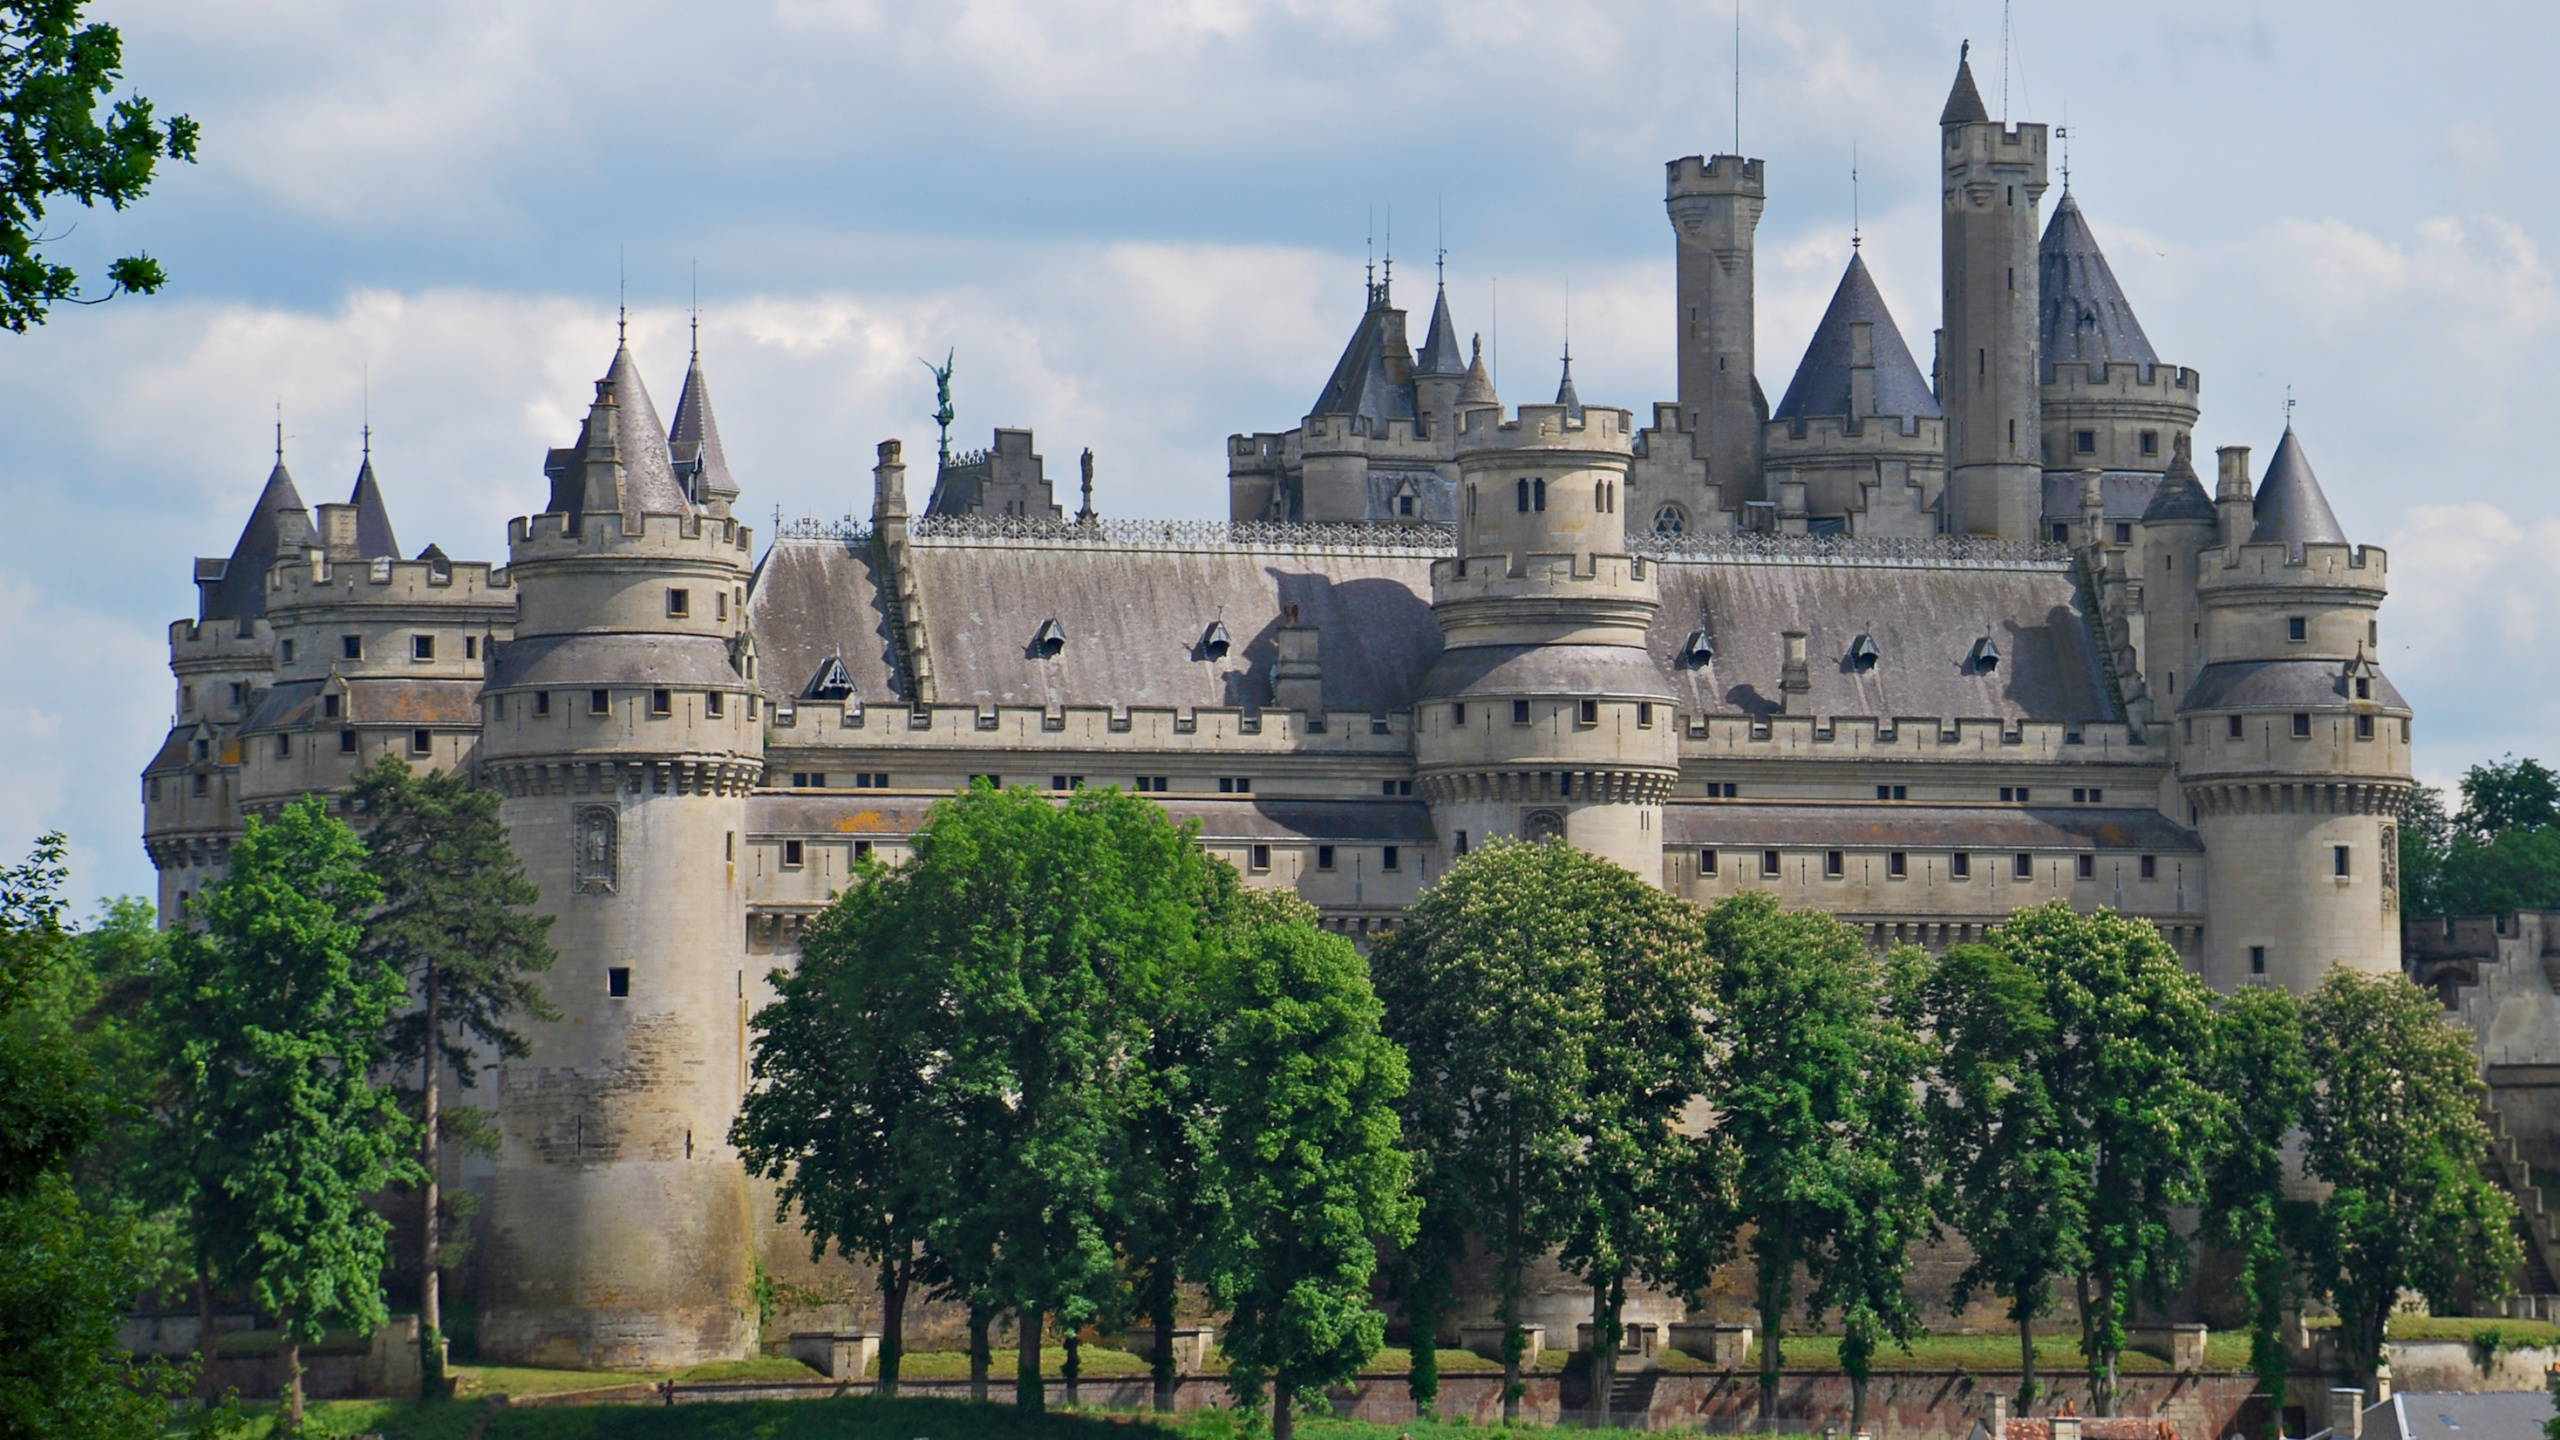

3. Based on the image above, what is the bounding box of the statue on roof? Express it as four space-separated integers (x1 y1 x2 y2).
921 349 955 467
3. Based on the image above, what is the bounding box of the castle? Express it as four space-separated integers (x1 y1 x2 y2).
141 52 2413 1366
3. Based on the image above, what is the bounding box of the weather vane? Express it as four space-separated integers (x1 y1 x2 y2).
920 350 955 467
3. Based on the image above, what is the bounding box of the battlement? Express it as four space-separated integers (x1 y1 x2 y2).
267 551 513 608
1456 403 1633 455
1665 153 1764 197
1763 410 1942 452
169 616 273 658
1679 711 2148 762
2201 540 2388 593
1435 549 1657 591
1298 411 1439 453
2043 360 2202 400
508 508 755 563
1945 120 2049 158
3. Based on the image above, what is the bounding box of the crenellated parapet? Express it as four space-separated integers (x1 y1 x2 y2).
482 755 763 800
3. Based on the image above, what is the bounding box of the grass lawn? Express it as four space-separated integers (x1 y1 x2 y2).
2384 1314 2560 1346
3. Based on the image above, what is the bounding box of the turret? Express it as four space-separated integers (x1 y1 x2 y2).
2036 192 2201 544
1418 399 1677 882
1762 251 1945 537
474 337 764 1369
1665 153 1767 500
1414 279 1470 443
2178 427 2408 991
1298 274 1420 521
1937 45 2048 540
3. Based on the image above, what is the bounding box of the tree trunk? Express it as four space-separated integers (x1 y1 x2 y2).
2018 1313 2039 1410
1273 1386 1294 1440
1407 1288 1439 1414
1757 1224 1790 1423
877 1260 908 1398
420 958 442 1398
1591 1272 1619 1426
283 1331 305 1438
967 1304 991 1403
1501 1128 1524 1424
1016 1306 1043 1413
1151 1282 1176 1413
1852 1373 1869 1435
1062 1329 1081 1408
2091 1274 2117 1417
193 1254 215 1401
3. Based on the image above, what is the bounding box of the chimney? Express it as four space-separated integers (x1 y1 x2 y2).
872 439 909 527
1981 1394 2010 1440
1273 607 1323 715
2079 468 2105 544
2214 445 2254 545
1781 631 1811 715
2329 1385 2367 1438
315 503 362 562
2048 1416 2081 1440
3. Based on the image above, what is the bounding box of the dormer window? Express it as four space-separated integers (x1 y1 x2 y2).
2355 677 2371 700
1969 637 2001 673
1200 621 1232 661
1398 494 1414 517
1848 634 1879 673
1684 630 1715 667
1032 618 1066 658
322 694 340 719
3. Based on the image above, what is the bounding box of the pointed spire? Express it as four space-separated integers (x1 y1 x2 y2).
2039 192 2159 378
1773 252 1940 424
1460 333 1498 407
669 346 738 506
346 442 401 560
2139 435 2215 524
199 456 313 625
1416 281 1468 377
543 336 691 524
1308 281 1418 429
1940 41 1990 126
2251 425 2349 548
1554 344 1583 421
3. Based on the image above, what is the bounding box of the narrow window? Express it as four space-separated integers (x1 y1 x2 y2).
182 685 195 711
2013 852 2033 879
1317 846 1336 871
1699 848 1718 876
1533 478 1547 512
1512 700 1531 725
193 775 208 797
1382 846 1401 871
1888 851 1908 879
339 730 357 754
1399 494 1414 517
2249 945 2266 976
1978 348 1986 376
1516 478 1529 512
667 588 690 617
535 691 551 716
343 635 363 660
2287 616 2307 642
782 839 805 868
1452 703 1467 727
2052 523 2070 544
2140 430 2158 456
607 967 631 997
1761 849 1781 878
275 733 291 758
2291 712 2311 738
323 693 340 718
1824 851 1844 878
411 728 432 754
2113 523 2131 544
2354 677 2371 700
716 592 728 620
2077 854 2096 880
413 634 435 661
1249 844 1271 872
726 832 735 861
2227 714 2244 739
854 840 872 860
1578 699 1599 726
465 635 478 660
1596 479 1608 510
871 773 888 788
281 638 297 663
1637 702 1654 728
2333 845 2351 878
2356 714 2375 740
1454 831 1469 858
1951 853 1972 879
589 689 610 716
650 688 672 716
2009 418 2017 444
706 691 724 717
2140 855 2157 880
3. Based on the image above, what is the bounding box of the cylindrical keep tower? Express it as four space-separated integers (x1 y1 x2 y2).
474 357 765 1369
2180 435 2408 992
1417 401 1678 886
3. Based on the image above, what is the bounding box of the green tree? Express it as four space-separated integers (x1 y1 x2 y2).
0 834 196 1439
2399 785 2450 918
1930 903 2217 1415
898 782 1228 1414
160 798 420 1435
1196 914 1417 1440
2300 968 2517 1392
1823 943 1934 1436
733 848 944 1396
2199 984 2315 1440
2457 755 2560 838
1704 891 1926 1426
2402 756 2560 919
348 757 554 1391
1370 839 1608 1424
0 1 198 330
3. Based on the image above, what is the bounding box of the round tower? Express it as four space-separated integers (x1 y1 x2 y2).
474 341 765 1369
1417 398 1677 883
1938 47 2049 541
2179 429 2409 991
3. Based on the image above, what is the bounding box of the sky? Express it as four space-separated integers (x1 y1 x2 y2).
3 0 2553 911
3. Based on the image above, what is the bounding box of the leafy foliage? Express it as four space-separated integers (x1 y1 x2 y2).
0 0 199 330
2299 968 2517 1389
2198 985 2315 1440
1195 918 1416 1440
2401 756 2560 918
159 798 420 1431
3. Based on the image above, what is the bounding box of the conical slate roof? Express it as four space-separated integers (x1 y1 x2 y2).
347 452 401 559
1941 46 1990 126
2138 445 2215 524
1415 283 1468 378
1460 335 1497 407
199 460 313 625
2251 426 2348 547
1554 347 1583 421
1771 252 1941 423
669 351 738 502
543 340 693 525
2040 193 2159 379
1309 281 1418 432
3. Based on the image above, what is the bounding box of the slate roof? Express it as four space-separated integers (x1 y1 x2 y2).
2178 659 2407 714
1309 284 1418 432
2139 451 2216 524
2040 472 2163 524
198 461 314 626
747 792 1439 845
1554 349 1584 421
2250 426 2349 548
749 540 904 703
1646 556 2116 723
669 352 738 502
347 455 401 559
1941 48 1990 126
240 678 484 732
2364 1389 2553 1440
542 342 693 525
1415 283 1468 377
1667 803 2201 853
1772 252 1941 424
2040 194 2160 380
486 633 745 692
1460 336 1498 406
